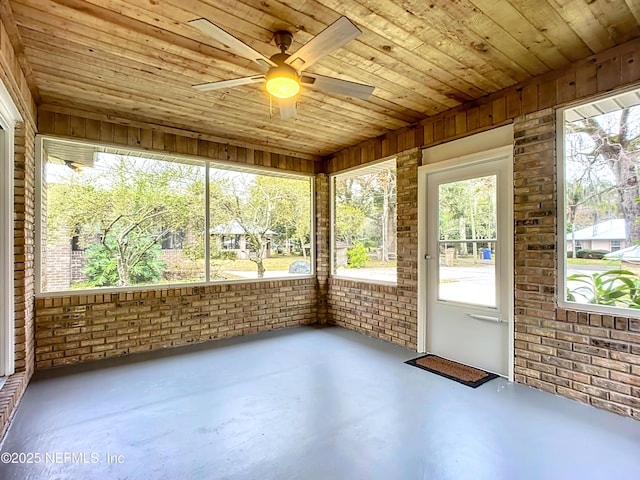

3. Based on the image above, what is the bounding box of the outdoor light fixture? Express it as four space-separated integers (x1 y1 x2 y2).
265 65 300 99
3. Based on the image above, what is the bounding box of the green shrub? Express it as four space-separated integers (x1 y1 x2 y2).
82 240 165 287
346 242 368 268
576 249 610 259
215 250 238 261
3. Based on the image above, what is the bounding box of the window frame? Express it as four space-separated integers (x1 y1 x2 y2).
557 87 640 317
329 157 397 285
35 135 315 296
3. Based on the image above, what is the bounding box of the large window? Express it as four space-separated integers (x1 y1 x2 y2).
560 87 640 313
38 137 313 293
331 159 396 283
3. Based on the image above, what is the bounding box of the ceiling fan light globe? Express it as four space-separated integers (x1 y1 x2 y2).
266 77 300 98
266 66 300 99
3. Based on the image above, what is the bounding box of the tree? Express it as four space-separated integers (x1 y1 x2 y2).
335 203 366 245
47 154 205 287
270 177 312 257
374 169 396 263
334 164 397 262
566 106 640 245
438 176 495 258
438 180 467 245
221 175 311 277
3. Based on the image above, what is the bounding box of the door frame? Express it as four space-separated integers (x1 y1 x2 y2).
0 79 21 377
417 126 514 380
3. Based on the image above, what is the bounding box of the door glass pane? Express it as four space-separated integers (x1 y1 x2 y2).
438 175 497 307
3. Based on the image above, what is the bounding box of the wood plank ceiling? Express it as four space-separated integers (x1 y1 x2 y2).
4 0 640 158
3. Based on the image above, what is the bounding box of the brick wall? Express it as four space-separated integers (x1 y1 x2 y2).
33 111 322 371
324 39 640 419
14 120 36 375
44 241 73 291
0 373 30 440
315 174 330 324
513 110 640 419
1 115 37 440
328 280 416 346
327 149 419 349
35 280 318 369
1 120 36 440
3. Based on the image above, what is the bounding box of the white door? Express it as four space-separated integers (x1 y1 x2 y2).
424 151 512 377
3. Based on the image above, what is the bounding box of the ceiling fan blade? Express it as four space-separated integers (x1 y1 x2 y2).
285 16 361 71
193 75 265 92
278 97 297 119
301 73 374 99
188 18 276 69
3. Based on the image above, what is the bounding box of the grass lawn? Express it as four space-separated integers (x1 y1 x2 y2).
219 255 310 271
362 258 397 268
221 255 617 271
566 258 620 267
219 255 396 272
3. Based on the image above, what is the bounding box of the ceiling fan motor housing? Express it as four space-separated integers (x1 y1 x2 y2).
273 30 294 52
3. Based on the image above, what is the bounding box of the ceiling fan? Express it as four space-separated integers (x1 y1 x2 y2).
188 16 375 119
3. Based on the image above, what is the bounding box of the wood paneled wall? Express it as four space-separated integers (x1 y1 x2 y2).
37 110 320 175
0 12 36 126
326 37 640 172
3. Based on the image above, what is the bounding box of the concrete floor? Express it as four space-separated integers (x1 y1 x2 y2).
1 326 639 480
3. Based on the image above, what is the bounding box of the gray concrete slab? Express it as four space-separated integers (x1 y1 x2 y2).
0 326 639 480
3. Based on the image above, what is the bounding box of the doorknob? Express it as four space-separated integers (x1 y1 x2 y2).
467 313 505 323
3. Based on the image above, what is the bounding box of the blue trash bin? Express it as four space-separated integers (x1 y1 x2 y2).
482 248 491 260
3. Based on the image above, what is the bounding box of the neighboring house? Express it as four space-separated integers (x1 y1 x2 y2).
566 219 627 253
210 220 275 259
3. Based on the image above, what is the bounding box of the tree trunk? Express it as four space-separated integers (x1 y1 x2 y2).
298 234 307 258
386 203 396 261
584 110 640 245
116 258 129 287
459 217 468 255
471 198 478 261
247 235 267 278
381 187 389 263
256 259 265 278
616 157 640 244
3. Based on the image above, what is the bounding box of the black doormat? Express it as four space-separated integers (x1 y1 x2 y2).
405 354 498 388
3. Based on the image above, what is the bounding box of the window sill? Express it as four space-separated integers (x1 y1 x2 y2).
35 275 317 298
557 299 640 319
330 274 398 287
